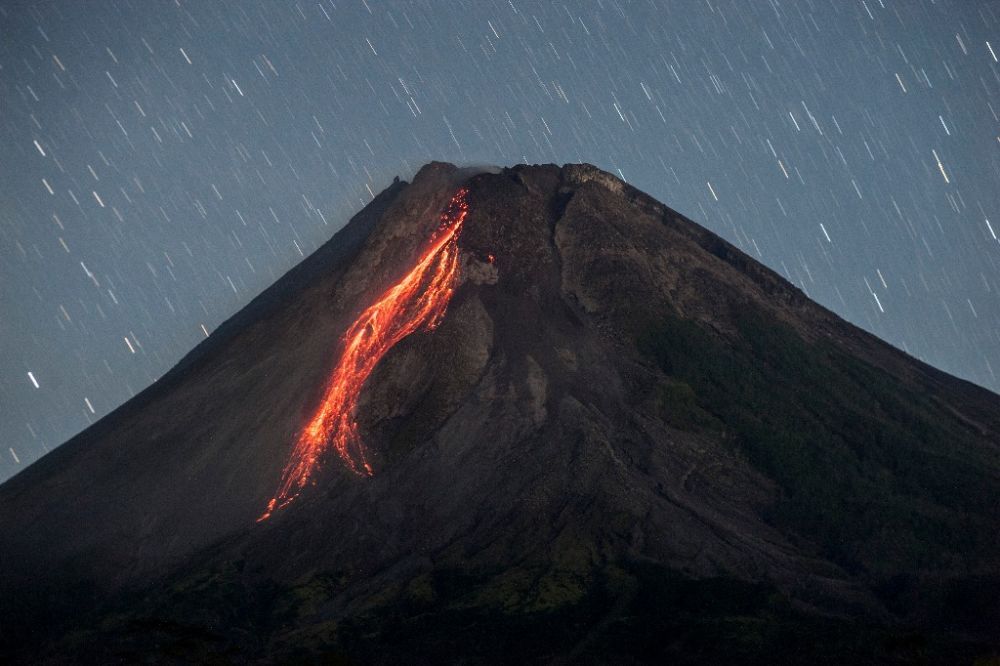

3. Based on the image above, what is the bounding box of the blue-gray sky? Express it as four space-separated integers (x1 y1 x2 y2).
2 0 999 482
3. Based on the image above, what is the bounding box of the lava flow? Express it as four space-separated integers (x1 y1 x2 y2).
258 188 469 521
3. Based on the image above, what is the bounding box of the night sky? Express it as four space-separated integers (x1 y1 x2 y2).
2 0 998 482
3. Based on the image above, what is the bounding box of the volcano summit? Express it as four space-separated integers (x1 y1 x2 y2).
2 163 999 663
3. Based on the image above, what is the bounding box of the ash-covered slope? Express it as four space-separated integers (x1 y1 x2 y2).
3 163 999 664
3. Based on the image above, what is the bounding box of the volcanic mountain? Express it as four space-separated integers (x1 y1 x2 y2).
2 163 999 664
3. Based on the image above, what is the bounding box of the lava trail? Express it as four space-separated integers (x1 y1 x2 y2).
259 188 469 521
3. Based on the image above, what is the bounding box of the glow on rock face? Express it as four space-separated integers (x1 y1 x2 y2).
258 188 469 521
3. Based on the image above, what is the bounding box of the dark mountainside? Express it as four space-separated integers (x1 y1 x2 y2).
2 162 999 664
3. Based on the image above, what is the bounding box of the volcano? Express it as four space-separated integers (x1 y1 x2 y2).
2 163 999 664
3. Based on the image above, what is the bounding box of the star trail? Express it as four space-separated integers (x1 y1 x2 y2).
1 0 998 481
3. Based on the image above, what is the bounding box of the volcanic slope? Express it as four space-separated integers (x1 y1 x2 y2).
2 162 999 664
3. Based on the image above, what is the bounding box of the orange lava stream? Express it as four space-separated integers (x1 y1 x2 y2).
258 188 469 521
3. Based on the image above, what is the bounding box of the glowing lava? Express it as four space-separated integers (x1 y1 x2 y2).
258 188 469 521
